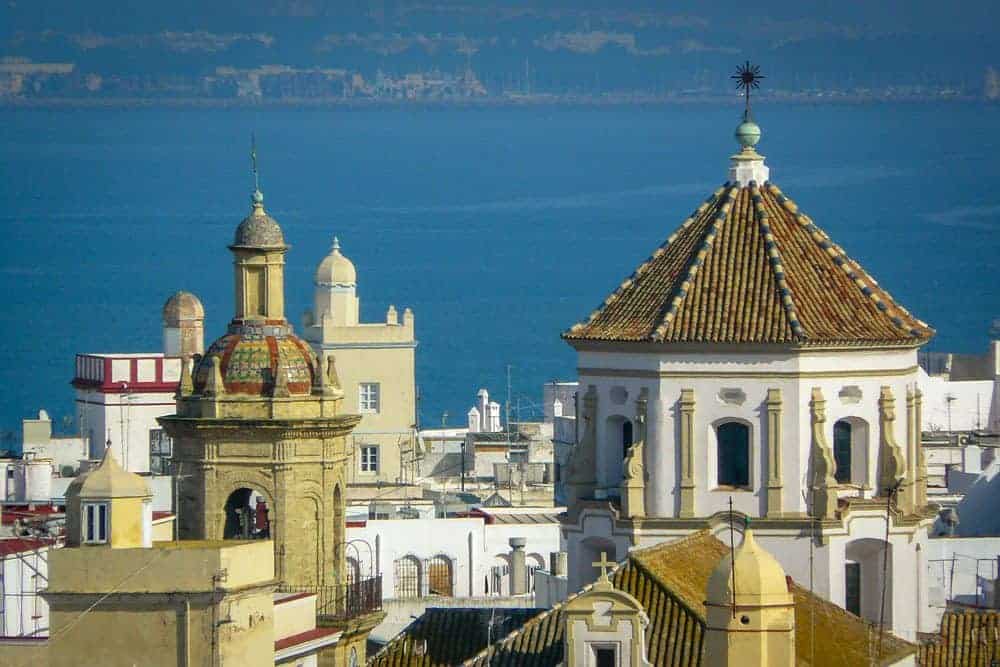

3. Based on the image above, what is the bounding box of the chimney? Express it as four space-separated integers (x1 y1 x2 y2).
509 537 527 595
550 551 568 577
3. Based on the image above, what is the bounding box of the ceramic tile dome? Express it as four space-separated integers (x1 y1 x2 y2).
232 190 286 249
193 324 318 396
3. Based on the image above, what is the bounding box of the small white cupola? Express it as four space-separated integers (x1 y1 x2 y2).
312 236 360 327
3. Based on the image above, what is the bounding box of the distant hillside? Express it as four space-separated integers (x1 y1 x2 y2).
1 1 997 102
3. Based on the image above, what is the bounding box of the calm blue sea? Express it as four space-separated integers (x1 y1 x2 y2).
1 104 998 445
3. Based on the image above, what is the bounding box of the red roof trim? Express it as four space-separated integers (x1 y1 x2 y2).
0 538 48 557
275 626 340 651
275 591 315 606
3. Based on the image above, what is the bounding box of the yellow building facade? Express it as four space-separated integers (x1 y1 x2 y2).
302 238 419 492
0 447 278 667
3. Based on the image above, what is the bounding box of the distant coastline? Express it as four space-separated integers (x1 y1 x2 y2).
1 92 992 111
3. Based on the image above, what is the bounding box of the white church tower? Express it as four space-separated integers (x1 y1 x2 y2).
303 237 418 489
561 64 935 642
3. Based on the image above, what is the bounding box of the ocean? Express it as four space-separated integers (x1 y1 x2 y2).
1 103 998 445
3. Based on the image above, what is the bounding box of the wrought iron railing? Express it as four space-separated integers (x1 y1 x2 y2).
278 575 382 620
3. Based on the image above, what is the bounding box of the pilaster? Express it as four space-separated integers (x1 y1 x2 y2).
765 388 783 517
679 389 696 518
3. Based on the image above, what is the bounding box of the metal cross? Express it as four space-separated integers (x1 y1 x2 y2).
592 551 614 581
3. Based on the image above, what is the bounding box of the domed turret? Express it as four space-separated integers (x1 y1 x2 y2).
706 526 791 607
309 236 360 327
704 524 795 666
315 237 357 286
65 447 152 549
162 291 205 357
232 189 286 249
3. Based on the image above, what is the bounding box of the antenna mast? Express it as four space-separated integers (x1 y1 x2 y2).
728 496 737 619
250 132 260 192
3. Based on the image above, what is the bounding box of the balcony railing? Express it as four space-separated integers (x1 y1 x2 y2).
278 575 382 621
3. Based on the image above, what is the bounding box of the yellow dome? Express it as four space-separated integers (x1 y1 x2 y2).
315 237 356 286
706 527 791 607
67 447 151 500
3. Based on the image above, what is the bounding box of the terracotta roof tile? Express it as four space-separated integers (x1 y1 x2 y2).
919 611 1000 666
564 182 933 346
451 531 915 667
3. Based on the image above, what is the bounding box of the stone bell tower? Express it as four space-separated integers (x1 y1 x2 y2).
160 174 358 589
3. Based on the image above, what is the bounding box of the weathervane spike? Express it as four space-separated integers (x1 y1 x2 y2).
250 132 260 192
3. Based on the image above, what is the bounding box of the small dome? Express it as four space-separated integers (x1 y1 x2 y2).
193 327 318 397
162 291 204 324
67 447 151 500
314 237 356 286
706 527 791 607
233 190 286 249
735 119 761 149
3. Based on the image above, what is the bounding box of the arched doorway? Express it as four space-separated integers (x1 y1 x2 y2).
845 538 893 626
223 488 270 539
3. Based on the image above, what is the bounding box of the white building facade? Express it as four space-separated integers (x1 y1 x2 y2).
73 353 182 474
0 540 49 638
561 115 937 641
345 508 561 601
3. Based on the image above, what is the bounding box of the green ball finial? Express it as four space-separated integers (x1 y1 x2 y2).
735 119 761 149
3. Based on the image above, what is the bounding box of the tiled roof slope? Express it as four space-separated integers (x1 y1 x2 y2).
460 531 915 667
369 608 545 667
564 182 933 346
919 611 1000 666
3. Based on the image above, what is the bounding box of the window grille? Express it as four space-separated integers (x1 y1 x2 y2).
394 556 421 598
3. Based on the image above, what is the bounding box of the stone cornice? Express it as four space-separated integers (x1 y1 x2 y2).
578 365 920 380
159 414 362 440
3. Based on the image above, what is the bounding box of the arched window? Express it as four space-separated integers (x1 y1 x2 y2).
622 421 633 459
834 420 852 484
717 422 750 488
394 556 421 598
223 488 270 540
427 555 453 596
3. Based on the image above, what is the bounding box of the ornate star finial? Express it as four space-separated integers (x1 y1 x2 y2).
731 61 764 119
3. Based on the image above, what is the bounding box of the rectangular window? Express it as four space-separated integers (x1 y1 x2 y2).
359 383 380 413
845 562 861 616
360 446 379 473
593 646 617 667
83 502 108 544
149 428 173 475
